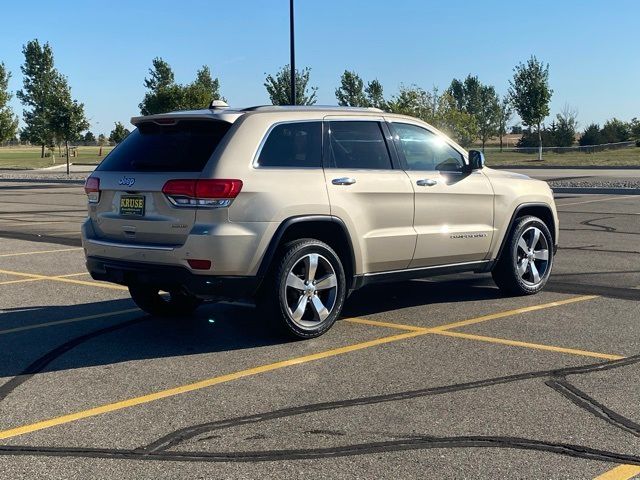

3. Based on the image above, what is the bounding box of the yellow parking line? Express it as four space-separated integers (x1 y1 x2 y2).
0 272 90 286
346 317 426 332
430 295 599 332
0 247 82 258
0 295 597 440
432 331 624 361
0 330 425 441
594 465 640 480
0 308 140 336
0 268 127 291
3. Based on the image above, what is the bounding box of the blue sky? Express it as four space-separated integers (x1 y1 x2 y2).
1 0 638 135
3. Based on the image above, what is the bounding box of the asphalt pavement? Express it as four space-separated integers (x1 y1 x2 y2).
0 181 638 479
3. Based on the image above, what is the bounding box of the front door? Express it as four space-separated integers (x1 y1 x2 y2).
389 121 494 268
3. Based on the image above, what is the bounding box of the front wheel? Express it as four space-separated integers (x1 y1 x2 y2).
258 239 347 339
128 284 202 317
492 215 554 296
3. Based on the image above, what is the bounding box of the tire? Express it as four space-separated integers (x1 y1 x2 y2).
128 284 202 317
258 238 347 339
492 215 554 296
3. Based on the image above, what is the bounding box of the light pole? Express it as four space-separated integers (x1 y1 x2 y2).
289 0 296 105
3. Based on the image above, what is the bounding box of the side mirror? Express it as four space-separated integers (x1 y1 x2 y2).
468 150 485 171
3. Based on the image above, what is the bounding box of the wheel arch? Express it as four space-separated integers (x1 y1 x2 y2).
256 215 357 290
494 203 557 263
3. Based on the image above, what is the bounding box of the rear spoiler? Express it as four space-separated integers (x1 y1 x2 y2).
130 112 243 126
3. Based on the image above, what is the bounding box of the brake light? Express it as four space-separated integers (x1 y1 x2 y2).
84 177 100 203
162 179 242 207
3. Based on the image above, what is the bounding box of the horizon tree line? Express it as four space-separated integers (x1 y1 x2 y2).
1 40 639 158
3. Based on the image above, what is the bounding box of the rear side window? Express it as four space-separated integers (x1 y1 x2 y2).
96 120 231 172
256 122 322 168
326 121 392 169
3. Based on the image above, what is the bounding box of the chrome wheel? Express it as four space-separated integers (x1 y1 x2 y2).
284 253 338 330
516 226 550 286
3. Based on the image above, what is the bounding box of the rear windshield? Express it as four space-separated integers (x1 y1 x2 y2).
96 120 231 172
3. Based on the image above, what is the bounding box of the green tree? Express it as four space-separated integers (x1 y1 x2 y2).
0 62 19 144
264 65 317 105
448 75 483 116
83 131 96 144
630 117 640 139
497 97 513 152
335 70 367 107
509 56 553 160
16 39 60 157
476 85 500 151
109 121 130 144
139 58 182 115
579 124 602 146
554 105 578 147
365 79 385 109
386 84 435 121
435 92 478 148
49 73 89 173
600 118 630 143
182 65 223 109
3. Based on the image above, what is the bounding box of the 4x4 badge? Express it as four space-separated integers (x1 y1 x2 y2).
118 177 135 187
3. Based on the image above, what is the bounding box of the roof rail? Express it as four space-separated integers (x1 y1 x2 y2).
241 105 384 113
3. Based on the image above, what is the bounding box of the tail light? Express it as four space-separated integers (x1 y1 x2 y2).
84 177 100 203
162 179 242 208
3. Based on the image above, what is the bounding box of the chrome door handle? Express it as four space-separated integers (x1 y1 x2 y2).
332 177 356 186
416 179 438 187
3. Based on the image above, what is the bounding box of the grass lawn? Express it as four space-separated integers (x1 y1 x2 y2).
0 146 114 169
483 146 640 167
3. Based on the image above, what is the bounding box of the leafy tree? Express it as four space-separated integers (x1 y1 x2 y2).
554 105 578 147
630 117 640 140
476 85 500 151
182 65 223 109
365 79 385 109
386 84 435 121
509 56 553 160
97 133 108 155
510 125 523 134
335 70 367 107
448 75 483 117
139 58 223 115
264 65 317 105
600 118 630 143
83 131 96 144
579 124 602 146
497 97 513 152
0 62 19 144
109 121 130 144
435 92 477 148
17 40 59 157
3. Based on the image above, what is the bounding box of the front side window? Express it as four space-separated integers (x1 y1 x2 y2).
392 123 465 172
326 121 393 169
256 122 322 168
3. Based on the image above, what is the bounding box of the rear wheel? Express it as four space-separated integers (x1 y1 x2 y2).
492 215 554 296
128 284 202 317
259 239 347 339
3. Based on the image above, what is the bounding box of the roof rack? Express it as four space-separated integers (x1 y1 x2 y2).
241 105 384 113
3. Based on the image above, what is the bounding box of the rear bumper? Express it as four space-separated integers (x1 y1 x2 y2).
86 256 260 300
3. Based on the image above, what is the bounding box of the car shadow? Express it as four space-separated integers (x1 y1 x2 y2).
0 274 500 379
343 274 500 317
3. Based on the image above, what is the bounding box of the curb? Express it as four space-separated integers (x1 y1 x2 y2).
0 178 85 185
552 187 640 195
493 165 640 170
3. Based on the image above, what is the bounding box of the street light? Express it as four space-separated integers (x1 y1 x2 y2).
289 0 296 105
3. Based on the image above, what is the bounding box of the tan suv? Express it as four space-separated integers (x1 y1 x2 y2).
82 105 558 338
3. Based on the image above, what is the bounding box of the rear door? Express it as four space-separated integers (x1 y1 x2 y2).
323 117 416 273
389 121 494 268
89 119 231 245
